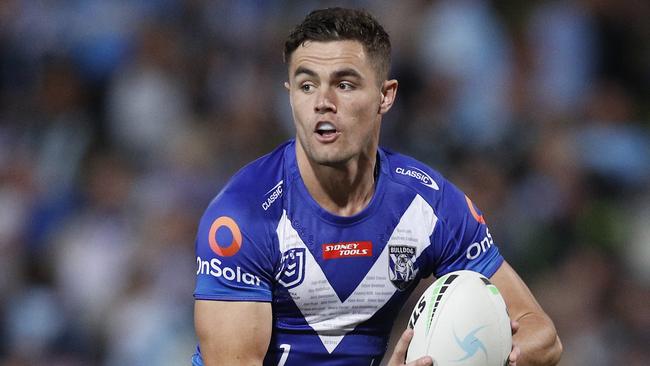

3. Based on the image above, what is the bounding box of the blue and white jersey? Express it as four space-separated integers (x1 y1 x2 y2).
193 140 503 366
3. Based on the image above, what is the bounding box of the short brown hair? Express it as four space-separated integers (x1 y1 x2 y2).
284 7 392 81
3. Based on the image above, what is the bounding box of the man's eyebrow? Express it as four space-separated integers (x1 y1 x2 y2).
294 66 317 78
293 66 363 80
332 68 362 80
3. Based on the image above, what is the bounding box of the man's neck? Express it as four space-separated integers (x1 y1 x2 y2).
296 147 378 217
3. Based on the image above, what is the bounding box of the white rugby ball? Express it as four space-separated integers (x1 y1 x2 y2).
405 270 511 365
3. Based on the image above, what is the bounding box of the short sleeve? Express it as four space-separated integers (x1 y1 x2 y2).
430 180 504 278
193 193 276 302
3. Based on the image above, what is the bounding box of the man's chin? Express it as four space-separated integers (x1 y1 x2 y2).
310 151 351 167
313 156 349 167
299 141 352 167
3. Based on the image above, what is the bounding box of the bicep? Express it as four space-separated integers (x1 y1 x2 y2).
195 300 272 366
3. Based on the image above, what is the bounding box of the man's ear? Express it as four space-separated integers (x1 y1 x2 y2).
284 81 290 91
379 79 398 114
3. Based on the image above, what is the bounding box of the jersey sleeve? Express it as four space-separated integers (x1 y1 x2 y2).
193 191 276 302
429 180 504 279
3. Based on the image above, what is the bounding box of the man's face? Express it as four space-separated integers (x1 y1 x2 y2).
286 40 394 166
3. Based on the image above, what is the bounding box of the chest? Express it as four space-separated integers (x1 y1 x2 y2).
273 194 438 319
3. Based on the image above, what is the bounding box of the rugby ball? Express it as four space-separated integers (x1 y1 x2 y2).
405 270 511 365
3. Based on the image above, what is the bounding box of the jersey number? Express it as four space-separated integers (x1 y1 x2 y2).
278 344 291 366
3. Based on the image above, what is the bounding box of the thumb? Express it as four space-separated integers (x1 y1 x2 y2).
387 328 413 365
387 329 434 366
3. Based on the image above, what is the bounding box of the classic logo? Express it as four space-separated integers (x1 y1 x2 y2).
388 245 418 291
453 325 488 362
262 180 283 211
322 241 372 259
208 216 242 257
395 166 439 190
277 248 306 289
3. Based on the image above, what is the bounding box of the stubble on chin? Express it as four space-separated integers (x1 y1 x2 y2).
310 137 358 165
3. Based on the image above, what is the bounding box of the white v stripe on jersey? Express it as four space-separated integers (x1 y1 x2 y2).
194 140 506 365
275 195 438 353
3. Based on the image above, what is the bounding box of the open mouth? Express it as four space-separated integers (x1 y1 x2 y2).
315 121 338 137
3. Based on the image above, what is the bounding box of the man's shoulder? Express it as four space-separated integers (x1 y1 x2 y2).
225 142 290 197
203 142 291 225
382 149 479 223
381 147 447 196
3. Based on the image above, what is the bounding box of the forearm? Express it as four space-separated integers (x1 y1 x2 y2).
513 312 563 366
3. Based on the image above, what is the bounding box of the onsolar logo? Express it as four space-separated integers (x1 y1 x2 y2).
466 228 494 260
208 216 242 257
196 256 261 286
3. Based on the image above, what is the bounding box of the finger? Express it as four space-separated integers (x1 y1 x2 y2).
508 345 521 365
406 356 434 366
387 328 413 365
510 319 520 335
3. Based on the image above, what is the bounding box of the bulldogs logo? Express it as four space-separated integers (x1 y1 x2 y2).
389 245 418 291
277 248 306 289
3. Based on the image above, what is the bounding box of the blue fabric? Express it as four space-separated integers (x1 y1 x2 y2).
193 140 504 365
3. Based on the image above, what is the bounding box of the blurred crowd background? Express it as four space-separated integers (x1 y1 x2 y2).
0 0 648 365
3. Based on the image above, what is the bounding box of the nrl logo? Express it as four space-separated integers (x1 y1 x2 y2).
388 245 418 291
276 248 305 289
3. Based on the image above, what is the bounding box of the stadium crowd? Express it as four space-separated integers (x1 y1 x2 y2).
0 1 648 365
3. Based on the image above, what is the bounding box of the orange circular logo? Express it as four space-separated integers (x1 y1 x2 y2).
208 216 242 256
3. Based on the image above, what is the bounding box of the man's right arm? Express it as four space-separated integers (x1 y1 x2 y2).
195 300 272 366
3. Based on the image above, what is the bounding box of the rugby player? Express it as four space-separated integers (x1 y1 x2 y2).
193 7 562 366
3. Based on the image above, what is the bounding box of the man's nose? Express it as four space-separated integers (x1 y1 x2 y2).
314 87 337 114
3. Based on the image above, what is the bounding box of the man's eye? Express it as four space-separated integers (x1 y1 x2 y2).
300 84 314 92
338 82 354 91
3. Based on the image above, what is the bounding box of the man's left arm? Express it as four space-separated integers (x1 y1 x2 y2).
490 261 563 366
